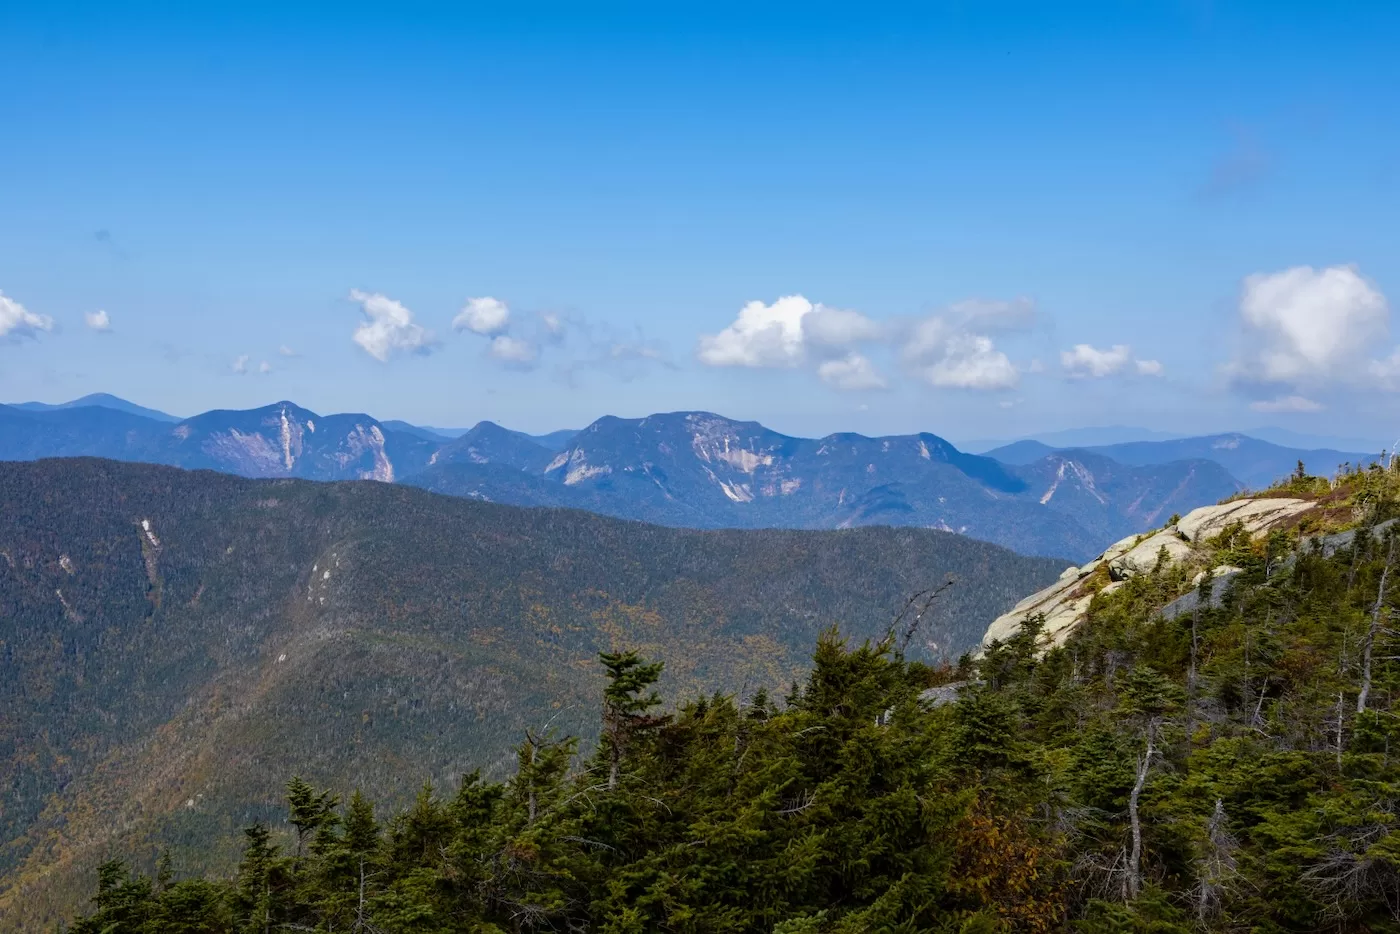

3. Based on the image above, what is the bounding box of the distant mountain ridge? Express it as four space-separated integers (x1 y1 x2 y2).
0 400 438 482
2 395 1365 560
11 392 179 423
963 424 1387 455
959 424 1189 451
983 431 1377 489
406 410 1240 560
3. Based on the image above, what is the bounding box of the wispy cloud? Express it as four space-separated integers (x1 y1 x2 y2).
0 290 54 340
818 352 888 390
1060 343 1163 379
93 228 130 260
489 334 538 365
1249 395 1324 413
1199 124 1271 198
85 309 112 332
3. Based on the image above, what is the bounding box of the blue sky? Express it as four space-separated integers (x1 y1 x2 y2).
2 2 1399 444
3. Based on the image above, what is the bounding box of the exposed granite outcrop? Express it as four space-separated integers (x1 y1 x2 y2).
980 496 1314 651
1160 566 1245 620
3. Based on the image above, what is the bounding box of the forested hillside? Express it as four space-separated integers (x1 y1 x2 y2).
0 458 1062 929
60 459 1400 932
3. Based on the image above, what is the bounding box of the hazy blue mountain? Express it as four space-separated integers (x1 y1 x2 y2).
1075 434 1360 489
380 419 453 441
160 402 439 480
525 427 580 450
1244 425 1390 454
959 425 1186 452
0 404 168 461
984 432 1375 490
2 400 437 482
383 419 578 454
1082 433 1374 488
417 425 471 438
975 439 1057 465
10 393 179 422
429 420 557 471
407 411 1239 560
1011 448 1241 544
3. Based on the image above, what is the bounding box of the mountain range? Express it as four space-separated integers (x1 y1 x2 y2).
0 394 1376 560
961 423 1389 454
984 433 1377 490
9 392 181 423
0 457 1063 927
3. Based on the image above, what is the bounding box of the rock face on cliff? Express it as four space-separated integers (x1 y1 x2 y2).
980 496 1317 650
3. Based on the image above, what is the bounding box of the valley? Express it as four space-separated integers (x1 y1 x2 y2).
0 457 1062 928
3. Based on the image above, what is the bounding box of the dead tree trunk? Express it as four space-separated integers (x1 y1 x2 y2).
1127 721 1157 900
1335 692 1346 766
355 858 367 932
1192 798 1239 925
1359 534 1396 714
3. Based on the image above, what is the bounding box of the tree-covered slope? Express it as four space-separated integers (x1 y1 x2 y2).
0 458 1063 929
56 459 1400 933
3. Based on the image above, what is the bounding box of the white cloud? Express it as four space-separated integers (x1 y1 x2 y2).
454 296 511 335
1059 344 1164 379
914 334 1020 390
698 293 1033 392
490 334 538 364
348 289 434 362
697 295 814 367
0 290 54 339
900 310 1023 391
1229 265 1391 389
279 344 297 357
697 294 885 371
817 353 888 391
259 361 272 374
1061 344 1132 378
232 354 250 374
85 309 111 331
1249 394 1324 413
